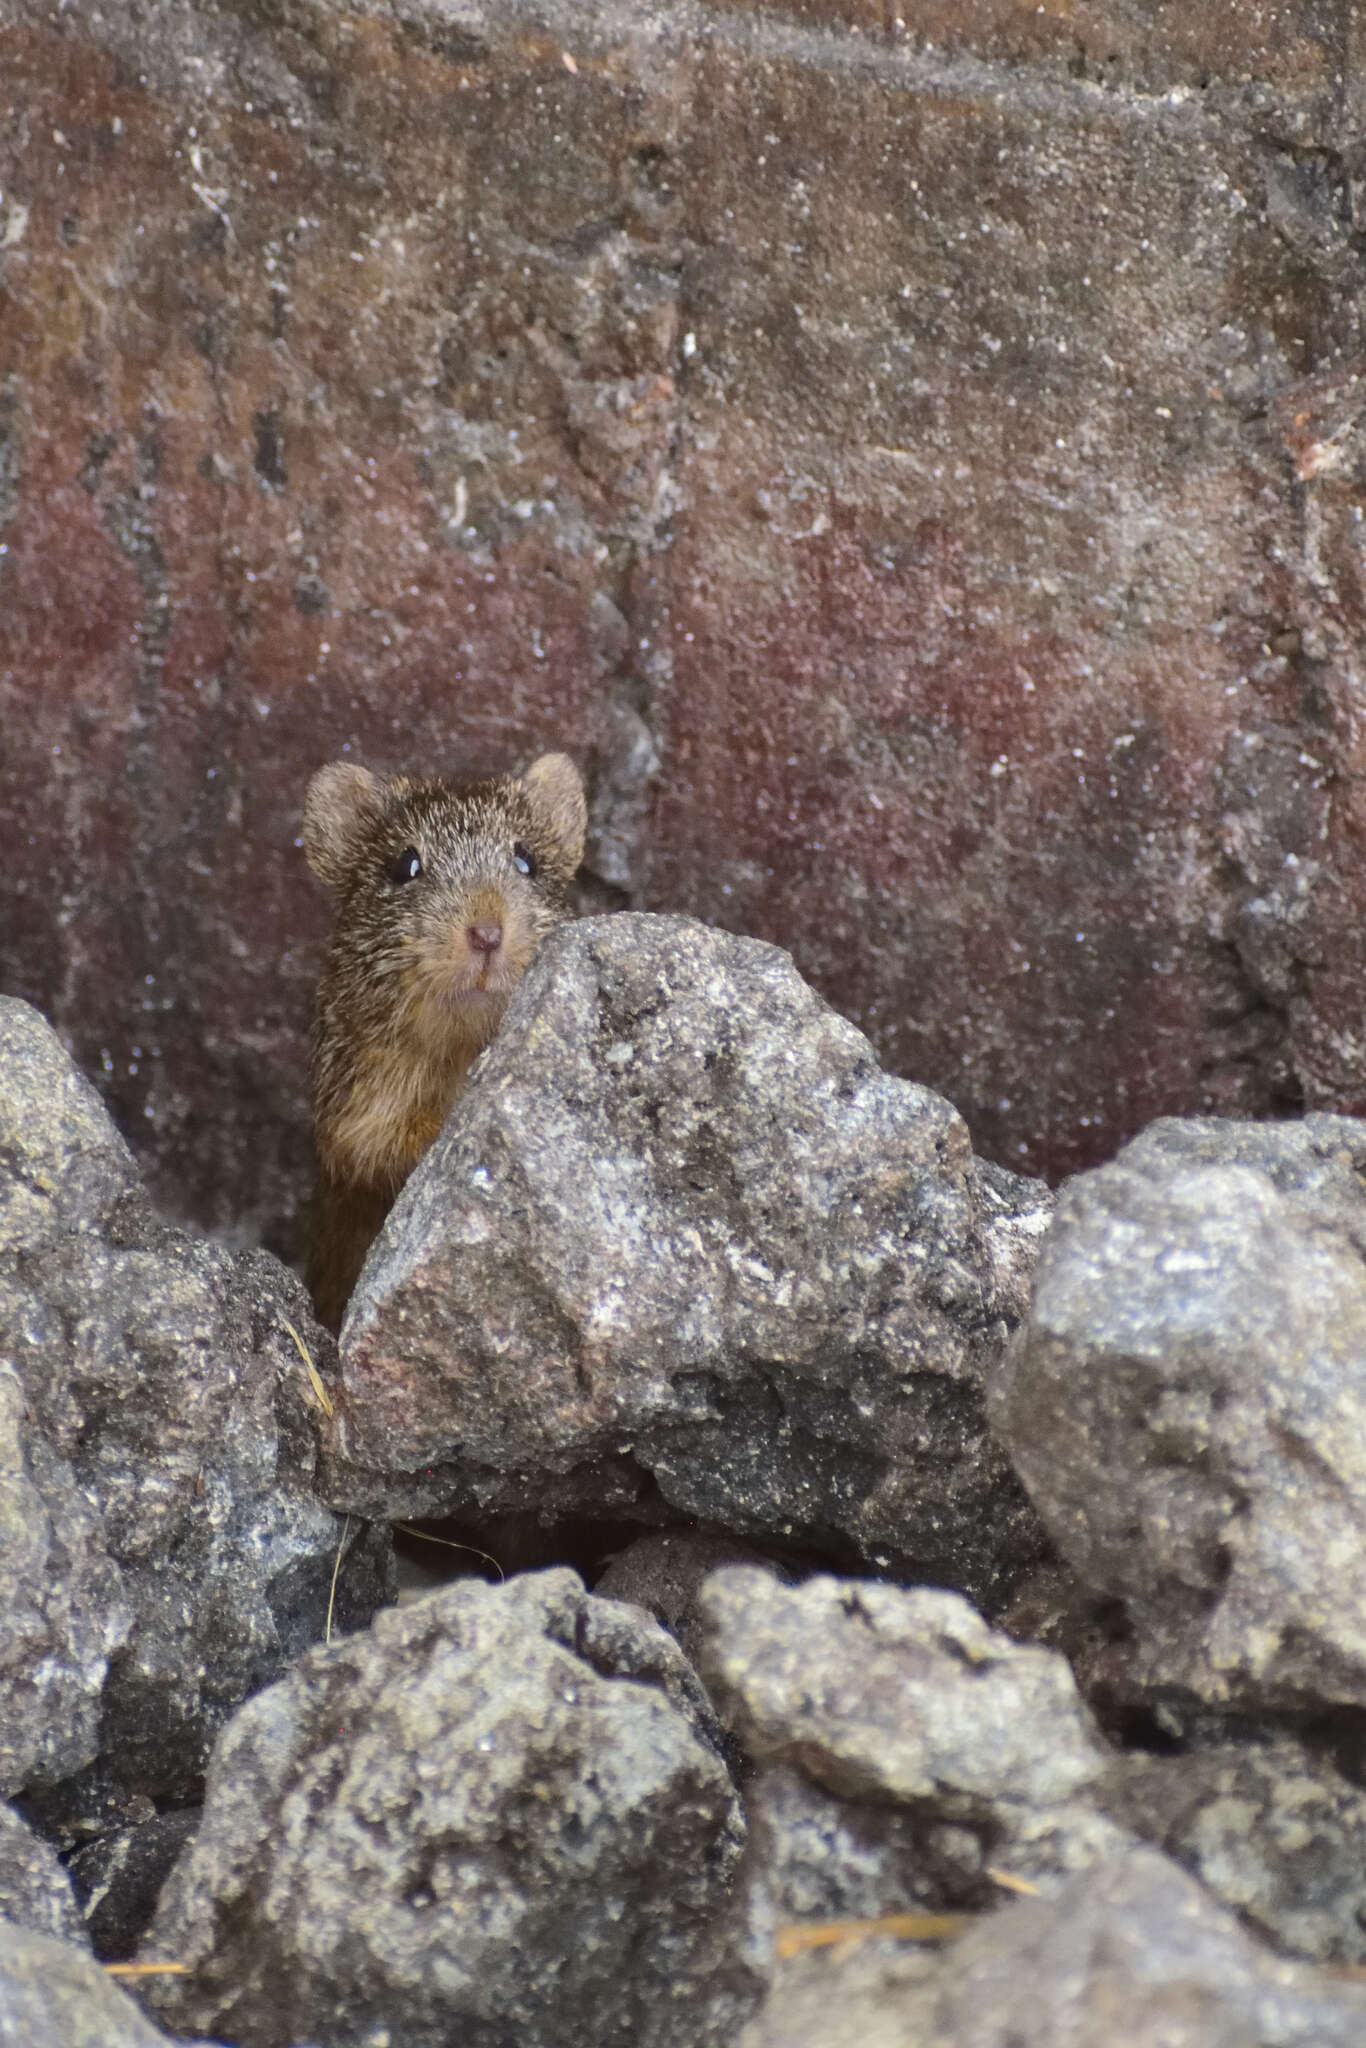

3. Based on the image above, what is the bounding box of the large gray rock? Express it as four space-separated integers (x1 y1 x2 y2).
0 1920 195 2048
698 1566 1129 1948
141 1568 756 2048
991 1113 1366 1711
0 998 392 1828
329 914 1052 1607
738 1846 1366 2048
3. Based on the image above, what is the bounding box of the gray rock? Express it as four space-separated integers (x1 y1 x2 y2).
700 1567 1111 1817
702 1565 1366 1978
0 1919 193 2048
698 1566 1130 1947
1102 1735 1366 1969
738 1845 1366 2048
921 1846 1366 2047
738 1935 946 2048
329 914 1053 1607
735 1763 1017 1933
0 998 393 1826
141 1568 756 2048
991 1113 1366 1711
0 1803 87 1948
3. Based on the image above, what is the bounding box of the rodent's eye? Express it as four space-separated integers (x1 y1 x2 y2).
389 846 423 885
512 842 537 879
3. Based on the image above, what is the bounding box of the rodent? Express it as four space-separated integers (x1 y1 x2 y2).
301 751 587 1330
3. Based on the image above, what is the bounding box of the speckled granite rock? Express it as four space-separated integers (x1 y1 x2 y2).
327 915 1053 1607
0 996 392 1831
992 1113 1366 1712
141 1568 755 2048
698 1565 1128 1952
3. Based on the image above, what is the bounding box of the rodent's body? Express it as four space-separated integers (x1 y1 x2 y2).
302 752 587 1330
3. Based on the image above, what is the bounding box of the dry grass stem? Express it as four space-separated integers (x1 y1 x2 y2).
775 1911 972 1959
282 1317 335 1419
393 1521 505 1583
325 1513 351 1646
103 1962 190 1977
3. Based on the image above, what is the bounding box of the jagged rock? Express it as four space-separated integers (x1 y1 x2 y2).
0 1803 87 1947
327 914 1053 1608
68 1810 200 1962
1101 1734 1366 1969
738 1846 1366 2048
701 1562 1366 1976
991 1113 1366 1712
141 1568 756 2048
700 1568 1109 1816
0 997 393 1831
0 1919 197 2048
698 1565 1130 1948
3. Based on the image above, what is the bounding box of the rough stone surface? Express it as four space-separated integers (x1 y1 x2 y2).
68 1809 200 1962
8 0 1366 1260
992 1112 1366 1712
1102 1736 1366 1970
0 997 393 1829
698 1565 1127 1936
141 1567 754 2048
329 914 1052 1607
0 1803 87 1949
737 1846 1366 2048
0 1920 194 2048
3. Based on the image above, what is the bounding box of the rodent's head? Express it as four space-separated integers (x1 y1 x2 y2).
302 751 587 1059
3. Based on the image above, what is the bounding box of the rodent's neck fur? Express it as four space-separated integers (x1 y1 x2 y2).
315 984 505 1194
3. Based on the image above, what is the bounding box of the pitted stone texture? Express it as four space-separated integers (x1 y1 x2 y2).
992 1113 1366 1712
141 1569 754 2048
0 1803 88 1949
0 998 392 1827
698 1566 1125 1931
738 1846 1366 2048
1102 1735 1366 1970
331 915 1052 1607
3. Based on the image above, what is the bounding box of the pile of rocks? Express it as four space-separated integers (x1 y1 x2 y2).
7 916 1366 2046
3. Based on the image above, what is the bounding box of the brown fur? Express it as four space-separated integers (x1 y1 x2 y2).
301 752 586 1330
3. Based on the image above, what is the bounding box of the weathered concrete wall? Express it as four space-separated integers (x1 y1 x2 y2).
4 0 1366 1252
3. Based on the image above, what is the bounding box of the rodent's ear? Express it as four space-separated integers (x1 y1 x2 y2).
522 753 587 871
302 762 383 887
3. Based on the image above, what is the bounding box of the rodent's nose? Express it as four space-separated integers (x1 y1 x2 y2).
467 921 504 960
